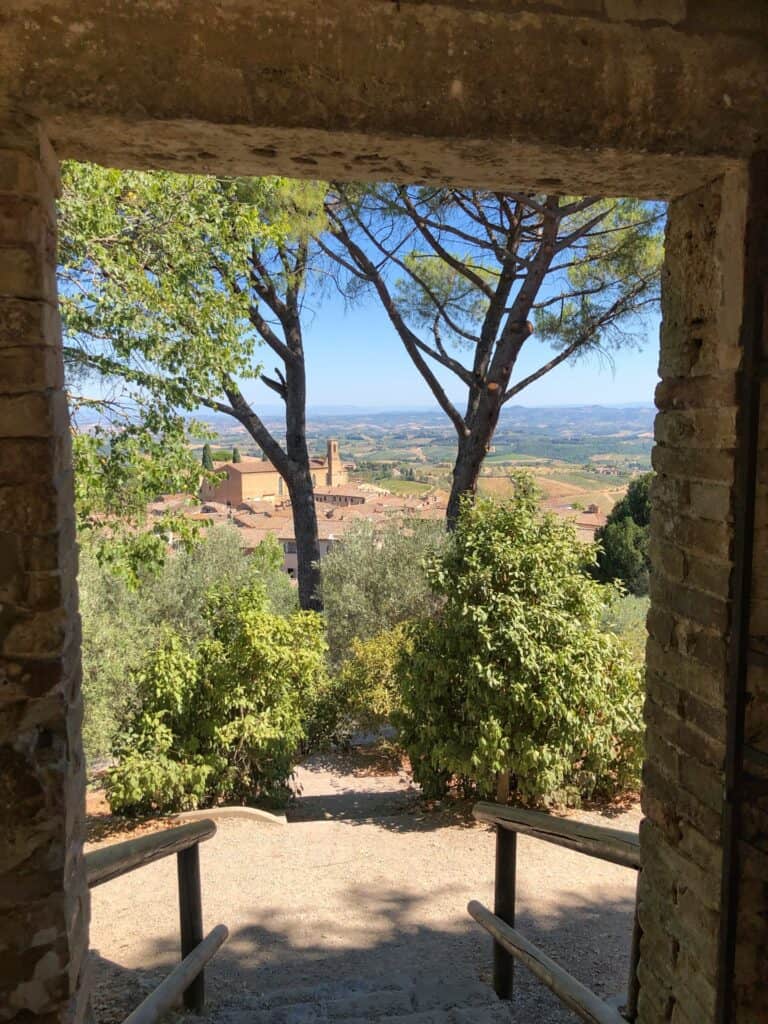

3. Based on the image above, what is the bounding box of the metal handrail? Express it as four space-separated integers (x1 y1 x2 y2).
86 819 227 1019
469 802 641 1023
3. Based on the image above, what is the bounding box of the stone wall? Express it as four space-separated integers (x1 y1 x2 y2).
639 169 751 1024
0 123 88 1022
3 1 766 197
736 158 768 1023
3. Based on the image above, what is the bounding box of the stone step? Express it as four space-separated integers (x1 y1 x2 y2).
219 966 514 1024
218 972 512 1024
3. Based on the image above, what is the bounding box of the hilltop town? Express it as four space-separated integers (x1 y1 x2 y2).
146 405 654 577
153 438 449 579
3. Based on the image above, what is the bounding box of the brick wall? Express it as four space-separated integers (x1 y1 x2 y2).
0 123 89 1022
638 169 748 1024
735 157 768 1023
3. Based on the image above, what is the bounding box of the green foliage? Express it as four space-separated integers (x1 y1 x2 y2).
232 446 242 463
606 472 652 527
79 547 148 764
201 444 215 470
145 528 298 630
73 420 205 583
603 594 649 667
395 476 644 804
80 526 297 763
333 625 411 736
594 472 652 595
106 583 329 814
319 517 445 664
595 518 649 596
59 162 330 608
59 163 326 412
59 163 270 398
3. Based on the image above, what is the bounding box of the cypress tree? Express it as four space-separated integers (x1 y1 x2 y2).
201 443 214 471
232 447 242 463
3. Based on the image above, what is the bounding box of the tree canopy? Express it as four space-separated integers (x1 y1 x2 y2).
59 164 328 607
593 472 653 595
323 186 663 524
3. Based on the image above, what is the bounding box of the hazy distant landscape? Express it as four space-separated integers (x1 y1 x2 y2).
198 403 655 508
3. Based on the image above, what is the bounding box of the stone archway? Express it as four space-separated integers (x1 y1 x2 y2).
1 4 766 1022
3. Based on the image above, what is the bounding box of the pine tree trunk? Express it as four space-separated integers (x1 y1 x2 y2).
286 468 322 612
282 323 322 612
447 391 504 529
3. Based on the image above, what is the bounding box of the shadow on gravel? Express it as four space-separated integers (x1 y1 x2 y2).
286 789 479 833
91 882 635 1024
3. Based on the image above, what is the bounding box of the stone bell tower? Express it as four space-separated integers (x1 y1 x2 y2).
326 438 346 486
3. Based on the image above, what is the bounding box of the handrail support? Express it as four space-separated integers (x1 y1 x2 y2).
178 844 205 1012
494 827 517 999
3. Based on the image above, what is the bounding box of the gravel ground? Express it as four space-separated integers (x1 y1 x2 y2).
88 750 640 1023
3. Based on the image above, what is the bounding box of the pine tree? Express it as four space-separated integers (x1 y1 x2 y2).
325 187 662 527
201 444 214 471
232 447 241 463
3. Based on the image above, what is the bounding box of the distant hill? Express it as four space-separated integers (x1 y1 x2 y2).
194 403 655 437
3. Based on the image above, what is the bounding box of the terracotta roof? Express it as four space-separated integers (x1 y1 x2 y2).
213 458 280 475
276 518 353 542
314 486 370 499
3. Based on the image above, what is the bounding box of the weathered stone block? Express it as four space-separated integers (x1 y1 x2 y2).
0 391 67 438
655 373 738 412
0 439 63 484
649 573 729 633
651 444 735 485
0 295 59 349
603 0 686 24
657 512 733 561
655 409 738 450
0 346 64 394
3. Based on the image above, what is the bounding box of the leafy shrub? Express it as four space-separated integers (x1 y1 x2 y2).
320 517 444 664
395 475 644 805
79 546 151 764
80 526 297 763
106 582 329 814
150 528 297 627
333 624 411 737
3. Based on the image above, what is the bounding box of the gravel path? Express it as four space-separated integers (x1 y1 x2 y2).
88 750 640 1023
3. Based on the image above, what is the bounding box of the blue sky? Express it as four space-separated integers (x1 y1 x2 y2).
240 289 661 413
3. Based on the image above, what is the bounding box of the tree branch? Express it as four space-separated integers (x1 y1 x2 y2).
261 373 288 400
247 303 297 364
220 376 293 476
327 205 468 437
397 189 495 298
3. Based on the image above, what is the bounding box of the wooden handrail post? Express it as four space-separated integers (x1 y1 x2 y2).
177 844 204 1012
493 825 517 1000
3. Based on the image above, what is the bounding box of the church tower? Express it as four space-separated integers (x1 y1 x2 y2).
326 438 346 486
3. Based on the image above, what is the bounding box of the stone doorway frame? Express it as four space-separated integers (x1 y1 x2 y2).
1 4 767 1023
